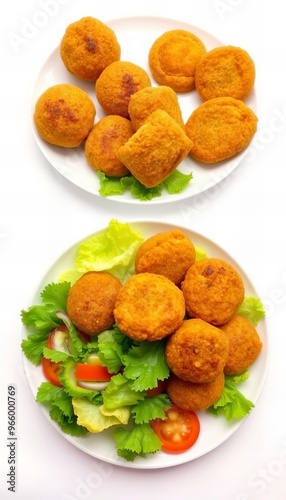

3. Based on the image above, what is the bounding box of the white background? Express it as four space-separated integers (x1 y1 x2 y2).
1 0 286 499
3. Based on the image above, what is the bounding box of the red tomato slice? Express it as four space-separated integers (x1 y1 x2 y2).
151 405 200 453
42 325 90 387
41 356 62 387
75 363 112 382
146 379 168 397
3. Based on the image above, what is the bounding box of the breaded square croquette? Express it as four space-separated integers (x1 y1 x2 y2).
219 315 263 375
185 96 257 163
34 84 96 148
128 86 185 131
60 17 121 82
95 61 151 118
195 46 255 102
148 29 206 92
135 229 196 286
113 272 185 342
67 271 122 336
167 371 225 411
117 110 192 188
165 319 229 383
84 115 133 177
181 258 245 326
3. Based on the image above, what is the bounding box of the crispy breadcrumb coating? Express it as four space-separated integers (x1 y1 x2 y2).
85 115 133 177
195 45 255 102
95 61 151 118
114 272 185 342
219 314 263 375
34 84 96 147
167 371 225 411
165 319 229 383
185 96 257 163
148 29 206 92
117 110 192 187
135 229 196 286
181 258 245 326
60 16 120 82
67 271 122 335
128 85 185 131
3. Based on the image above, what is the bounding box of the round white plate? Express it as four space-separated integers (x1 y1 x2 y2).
22 220 268 469
31 16 257 204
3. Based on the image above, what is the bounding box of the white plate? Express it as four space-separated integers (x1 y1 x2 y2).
31 16 257 204
22 220 268 469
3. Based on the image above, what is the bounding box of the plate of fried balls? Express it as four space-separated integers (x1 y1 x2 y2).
22 219 268 468
32 16 258 203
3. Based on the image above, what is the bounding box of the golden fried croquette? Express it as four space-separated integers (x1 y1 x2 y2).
117 110 192 188
60 17 120 82
185 96 257 163
135 229 196 286
195 46 256 102
84 115 133 177
128 86 185 131
113 272 185 342
66 271 122 336
165 319 229 383
148 29 206 92
167 371 225 411
219 315 263 375
95 61 151 118
34 84 96 147
181 258 245 326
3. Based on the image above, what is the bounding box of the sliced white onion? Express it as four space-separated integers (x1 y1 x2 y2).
52 329 70 354
77 380 109 391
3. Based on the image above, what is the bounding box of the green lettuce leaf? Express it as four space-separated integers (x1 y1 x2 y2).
21 331 50 365
21 282 70 334
114 423 162 461
123 340 170 392
132 394 171 424
36 382 88 436
102 374 145 410
59 219 144 283
72 398 130 433
208 371 254 420
237 296 266 325
162 169 193 194
97 169 193 200
97 329 125 373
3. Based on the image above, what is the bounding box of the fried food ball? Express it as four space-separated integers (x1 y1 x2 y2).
181 258 245 326
113 272 185 342
117 110 192 188
165 319 229 383
148 29 206 92
167 371 225 411
84 115 133 177
60 17 120 82
185 96 257 163
135 229 196 286
66 271 122 336
219 314 263 375
95 61 151 118
195 46 256 102
34 84 96 147
128 85 185 131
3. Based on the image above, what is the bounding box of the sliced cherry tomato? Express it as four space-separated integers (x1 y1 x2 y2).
146 379 168 397
41 356 62 387
75 363 112 382
151 405 200 453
